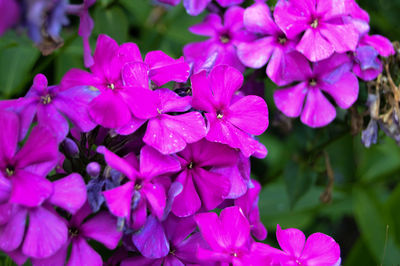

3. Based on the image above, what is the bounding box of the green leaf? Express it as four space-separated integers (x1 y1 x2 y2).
345 238 378 265
386 183 400 245
283 160 316 208
93 6 129 43
0 32 40 99
353 187 400 265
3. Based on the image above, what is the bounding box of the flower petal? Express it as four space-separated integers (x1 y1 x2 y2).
172 170 201 217
300 88 336 127
227 95 269 135
300 232 341 265
132 215 169 259
321 72 359 109
183 0 211 16
140 145 181 178
146 51 190 86
0 111 19 164
296 29 334 62
143 182 167 220
188 14 222 36
121 62 150 89
103 182 134 219
319 23 358 53
97 146 137 179
237 37 275 69
68 237 103 266
23 207 68 258
80 211 122 249
243 2 276 34
0 206 27 252
276 224 305 258
209 65 243 107
49 173 87 214
274 82 307 118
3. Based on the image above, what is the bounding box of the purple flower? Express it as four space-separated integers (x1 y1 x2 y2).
237 1 301 86
195 206 251 264
184 7 255 73
273 53 358 127
123 214 206 263
0 0 20 36
274 0 359 62
0 111 58 207
171 139 237 217
352 34 395 81
0 173 87 259
99 145 181 230
14 73 98 143
158 0 244 16
122 64 206 153
235 179 267 241
248 224 341 266
32 202 122 266
61 35 190 131
191 65 269 157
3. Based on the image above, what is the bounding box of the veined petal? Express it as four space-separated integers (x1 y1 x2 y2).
243 2 276 34
10 170 53 207
227 95 269 135
219 206 250 249
361 35 395 57
0 206 27 252
300 88 336 127
319 23 358 53
103 182 134 219
274 0 311 39
146 51 190 86
132 215 169 259
300 232 340 265
296 29 334 62
172 171 201 217
276 224 305 259
68 237 103 266
121 62 150 89
189 139 238 168
209 65 243 107
60 69 102 91
49 173 87 214
80 211 122 249
274 82 308 118
321 72 359 109
91 34 119 76
237 37 275 69
23 207 68 258
191 70 216 113
140 145 181 178
143 182 166 220
157 88 191 113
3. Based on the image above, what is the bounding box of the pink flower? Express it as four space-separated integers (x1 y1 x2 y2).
273 53 358 127
191 65 269 157
195 206 251 264
248 224 341 266
274 0 359 62
184 7 255 73
0 0 19 36
237 1 301 86
98 145 181 230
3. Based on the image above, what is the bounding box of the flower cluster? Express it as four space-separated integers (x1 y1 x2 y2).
183 0 394 127
0 32 342 265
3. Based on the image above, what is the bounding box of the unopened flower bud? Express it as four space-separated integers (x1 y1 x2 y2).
62 138 79 158
86 162 101 178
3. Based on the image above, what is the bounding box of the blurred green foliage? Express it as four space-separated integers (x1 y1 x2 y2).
0 0 400 264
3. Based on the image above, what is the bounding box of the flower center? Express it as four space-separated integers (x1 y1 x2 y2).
135 183 142 190
309 78 317 87
188 162 194 169
219 33 230 44
69 227 80 237
311 19 319 29
232 252 238 257
107 83 115 90
278 36 287 45
216 110 224 119
41 94 52 104
5 166 15 177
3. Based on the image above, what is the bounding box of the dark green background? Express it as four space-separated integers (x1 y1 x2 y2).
0 0 400 264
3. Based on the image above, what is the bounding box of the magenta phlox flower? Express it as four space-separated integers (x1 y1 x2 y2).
0 0 20 36
184 6 255 73
0 173 87 260
121 65 206 153
0 111 59 208
124 214 208 263
61 34 190 131
352 34 395 81
99 145 181 230
32 202 122 266
171 139 237 217
274 0 359 62
158 0 244 16
15 73 98 143
191 65 269 157
273 53 359 127
344 0 370 36
195 206 251 264
247 224 341 266
235 179 267 241
237 2 302 86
